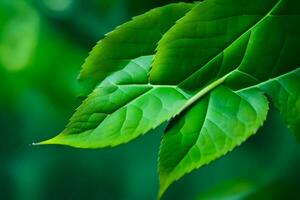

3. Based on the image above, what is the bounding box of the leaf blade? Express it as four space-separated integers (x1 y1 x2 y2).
78 2 195 93
158 86 269 197
150 0 281 85
39 56 191 148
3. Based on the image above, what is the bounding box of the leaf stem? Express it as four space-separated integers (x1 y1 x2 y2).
178 75 227 113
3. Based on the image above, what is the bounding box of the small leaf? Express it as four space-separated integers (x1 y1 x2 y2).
158 86 269 197
260 69 300 140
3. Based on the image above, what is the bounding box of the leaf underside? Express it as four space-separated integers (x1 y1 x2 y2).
38 0 300 198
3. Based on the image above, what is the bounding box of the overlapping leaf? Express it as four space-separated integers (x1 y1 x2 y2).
78 2 194 93
158 86 269 197
39 56 192 148
38 2 196 147
155 0 300 196
37 0 300 199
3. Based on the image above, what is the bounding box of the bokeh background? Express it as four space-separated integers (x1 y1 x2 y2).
1 0 299 199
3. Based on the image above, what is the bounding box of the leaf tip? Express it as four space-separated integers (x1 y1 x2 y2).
31 135 63 146
30 142 42 146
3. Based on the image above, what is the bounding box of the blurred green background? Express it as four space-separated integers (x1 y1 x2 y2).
1 0 299 199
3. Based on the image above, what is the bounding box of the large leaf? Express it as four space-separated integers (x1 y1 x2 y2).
158 68 300 197
150 0 300 90
38 56 192 148
159 68 300 197
158 86 269 197
155 0 300 196
78 2 194 93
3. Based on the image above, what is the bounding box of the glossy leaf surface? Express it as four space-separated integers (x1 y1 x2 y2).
158 86 269 197
155 0 300 195
37 0 300 198
78 2 194 93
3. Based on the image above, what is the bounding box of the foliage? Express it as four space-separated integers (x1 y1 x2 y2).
37 0 300 198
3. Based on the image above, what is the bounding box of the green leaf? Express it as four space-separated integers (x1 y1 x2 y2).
158 86 269 198
153 0 300 196
260 69 300 140
150 0 300 91
38 56 192 148
78 2 194 93
37 0 300 198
